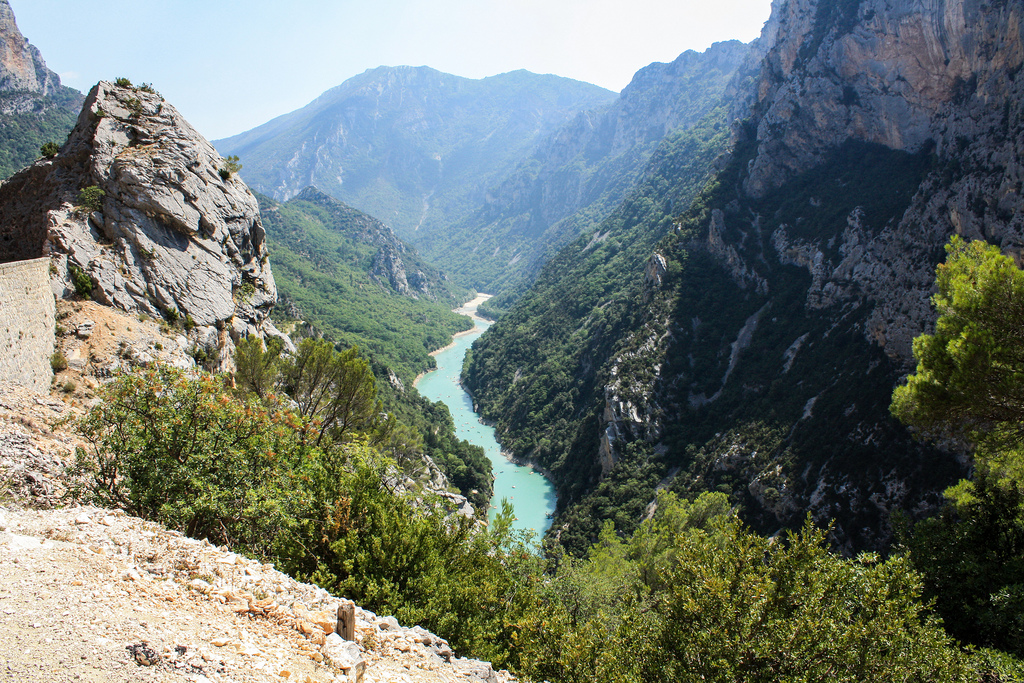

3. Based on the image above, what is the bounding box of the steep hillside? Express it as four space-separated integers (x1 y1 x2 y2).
259 188 492 509
214 67 616 242
0 0 82 178
465 0 1024 553
260 187 471 384
433 40 751 299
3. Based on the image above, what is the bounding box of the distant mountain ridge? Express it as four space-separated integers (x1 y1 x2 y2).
430 40 751 300
214 66 616 241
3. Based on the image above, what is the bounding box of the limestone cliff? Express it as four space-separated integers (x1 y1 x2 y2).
0 0 82 178
465 0 1024 552
0 80 279 370
0 0 62 96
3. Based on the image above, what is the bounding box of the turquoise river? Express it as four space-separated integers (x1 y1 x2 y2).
415 297 557 537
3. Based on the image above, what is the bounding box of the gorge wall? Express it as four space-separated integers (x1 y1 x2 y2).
465 0 1024 553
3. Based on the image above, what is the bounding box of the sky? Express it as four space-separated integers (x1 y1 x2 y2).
10 0 772 141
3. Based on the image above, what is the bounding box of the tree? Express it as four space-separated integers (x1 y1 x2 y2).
892 236 1024 471
219 155 242 180
234 334 282 399
281 338 391 447
73 365 299 549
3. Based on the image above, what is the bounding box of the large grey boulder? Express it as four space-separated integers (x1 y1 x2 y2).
0 80 277 370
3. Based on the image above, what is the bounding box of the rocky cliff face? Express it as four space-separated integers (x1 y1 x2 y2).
0 0 82 178
467 0 1024 553
0 80 280 370
739 0 1024 361
0 0 61 96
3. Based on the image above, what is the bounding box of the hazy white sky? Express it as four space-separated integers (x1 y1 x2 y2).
11 0 772 141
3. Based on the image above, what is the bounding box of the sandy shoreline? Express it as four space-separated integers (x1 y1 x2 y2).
414 294 493 386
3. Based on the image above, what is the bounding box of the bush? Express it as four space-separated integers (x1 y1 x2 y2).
219 155 242 180
114 77 132 88
50 351 68 372
72 366 299 548
68 263 94 298
77 185 105 212
124 97 144 118
40 141 59 158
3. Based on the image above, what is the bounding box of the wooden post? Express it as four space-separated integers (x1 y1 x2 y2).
337 601 355 641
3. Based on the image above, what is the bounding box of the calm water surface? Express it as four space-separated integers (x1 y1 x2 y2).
415 312 556 538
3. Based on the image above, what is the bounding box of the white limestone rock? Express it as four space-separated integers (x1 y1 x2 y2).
0 80 278 371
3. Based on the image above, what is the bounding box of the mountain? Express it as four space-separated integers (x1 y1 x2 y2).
430 40 752 300
0 0 82 178
464 0 1024 553
214 67 616 242
259 186 472 384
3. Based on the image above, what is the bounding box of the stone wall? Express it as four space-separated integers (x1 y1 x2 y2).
0 257 54 392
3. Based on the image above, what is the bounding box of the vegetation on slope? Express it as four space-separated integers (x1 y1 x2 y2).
465 125 959 555
426 42 750 300
258 188 492 506
0 88 82 179
71 360 1015 681
259 188 472 385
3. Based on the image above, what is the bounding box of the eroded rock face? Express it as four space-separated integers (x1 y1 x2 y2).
746 0 1024 198
0 81 278 369
0 0 61 96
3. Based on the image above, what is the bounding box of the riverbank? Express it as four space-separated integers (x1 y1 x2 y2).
415 294 494 384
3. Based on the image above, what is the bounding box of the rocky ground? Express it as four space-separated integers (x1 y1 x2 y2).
0 380 515 683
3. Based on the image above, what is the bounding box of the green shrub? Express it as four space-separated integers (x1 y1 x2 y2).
40 141 59 158
114 77 132 88
68 263 94 298
219 155 242 180
124 97 144 118
77 185 105 212
62 381 76 394
50 351 68 372
72 366 297 548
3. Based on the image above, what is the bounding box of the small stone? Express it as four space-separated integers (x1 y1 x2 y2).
76 321 95 339
74 513 92 525
210 638 231 647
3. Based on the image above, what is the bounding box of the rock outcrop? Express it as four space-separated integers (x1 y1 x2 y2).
0 80 280 370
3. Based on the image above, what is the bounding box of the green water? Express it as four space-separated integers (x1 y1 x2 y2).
415 316 556 537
